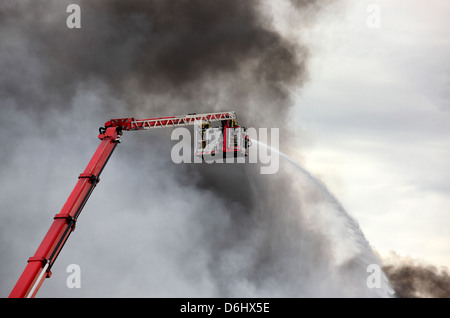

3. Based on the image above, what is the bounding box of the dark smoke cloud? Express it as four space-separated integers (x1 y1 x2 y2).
0 0 395 298
382 254 450 298
0 0 322 130
0 0 324 209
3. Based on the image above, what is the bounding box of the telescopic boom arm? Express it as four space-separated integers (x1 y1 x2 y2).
9 111 239 298
9 127 121 298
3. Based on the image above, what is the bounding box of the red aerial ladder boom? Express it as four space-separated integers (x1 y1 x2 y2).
104 111 237 131
9 111 248 298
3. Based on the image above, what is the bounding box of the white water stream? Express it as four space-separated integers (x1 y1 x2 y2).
255 140 395 297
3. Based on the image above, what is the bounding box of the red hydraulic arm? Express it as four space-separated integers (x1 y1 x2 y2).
9 111 239 298
9 126 121 298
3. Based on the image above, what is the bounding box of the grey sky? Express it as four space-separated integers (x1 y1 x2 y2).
290 0 450 267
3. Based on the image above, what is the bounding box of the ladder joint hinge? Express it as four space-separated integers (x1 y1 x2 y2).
27 257 52 277
78 173 100 184
54 213 77 231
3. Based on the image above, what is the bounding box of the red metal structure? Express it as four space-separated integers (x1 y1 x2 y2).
9 111 248 298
